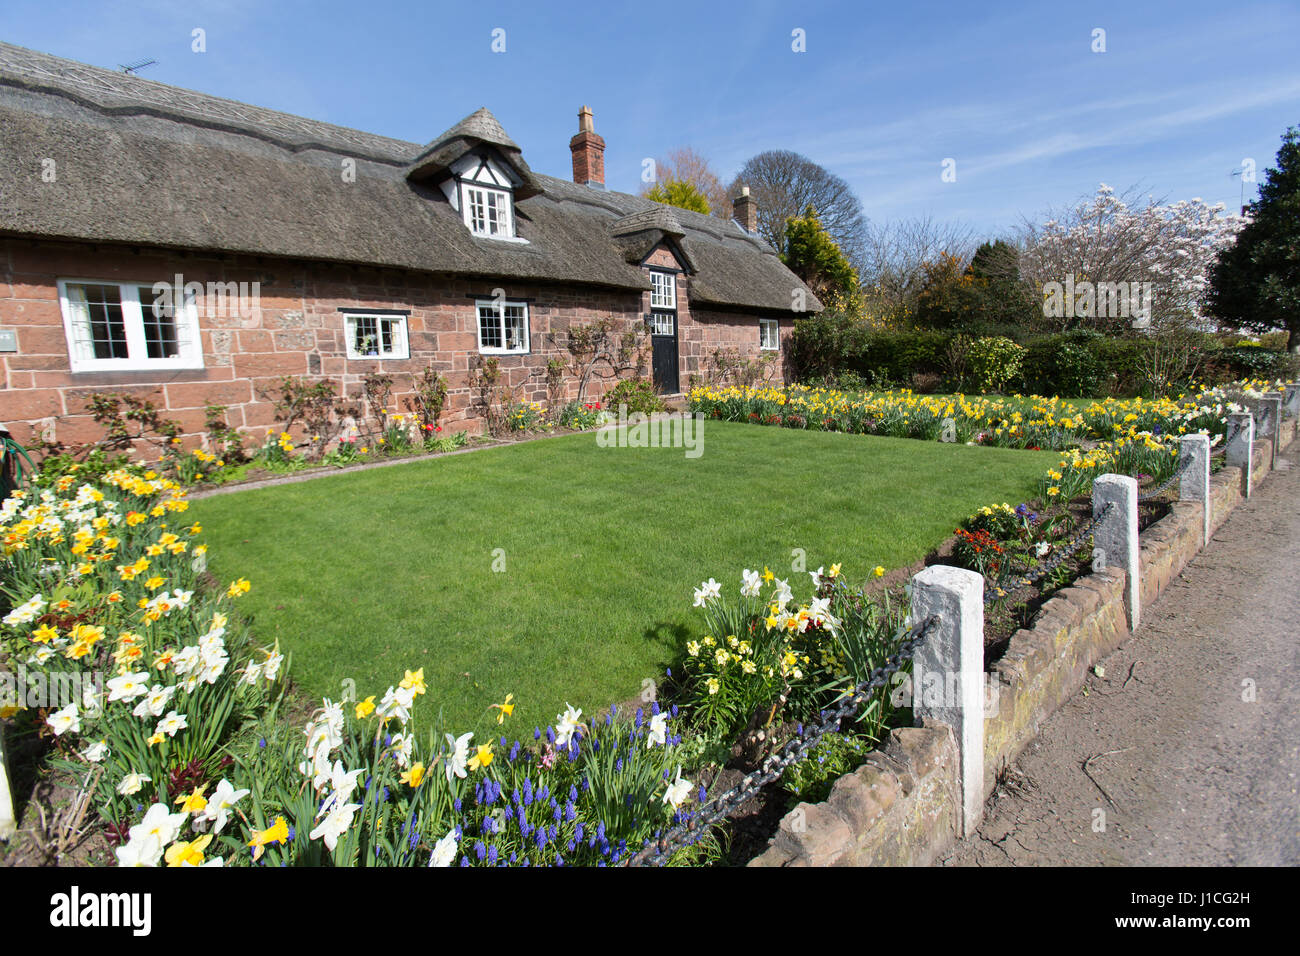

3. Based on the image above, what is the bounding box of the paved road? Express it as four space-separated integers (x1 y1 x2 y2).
942 451 1300 866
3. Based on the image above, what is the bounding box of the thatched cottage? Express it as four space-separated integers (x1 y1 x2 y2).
0 42 819 451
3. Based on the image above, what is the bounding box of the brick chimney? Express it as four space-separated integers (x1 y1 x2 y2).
733 186 757 233
569 105 605 189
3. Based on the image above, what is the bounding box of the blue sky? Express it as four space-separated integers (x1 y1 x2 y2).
3 0 1297 237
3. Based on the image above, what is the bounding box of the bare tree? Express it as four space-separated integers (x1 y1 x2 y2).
857 216 980 320
729 150 867 259
639 147 731 217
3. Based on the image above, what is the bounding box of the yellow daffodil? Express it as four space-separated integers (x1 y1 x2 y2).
174 786 208 814
468 743 494 771
490 693 514 724
165 833 213 867
247 817 290 861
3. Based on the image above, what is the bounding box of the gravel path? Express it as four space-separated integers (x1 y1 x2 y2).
942 451 1300 866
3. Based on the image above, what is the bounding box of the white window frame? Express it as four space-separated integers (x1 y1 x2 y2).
462 184 514 239
759 317 780 351
650 312 675 337
344 312 410 360
475 299 530 355
649 270 677 310
57 278 203 372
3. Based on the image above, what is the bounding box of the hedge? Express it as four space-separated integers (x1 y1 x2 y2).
788 314 1299 397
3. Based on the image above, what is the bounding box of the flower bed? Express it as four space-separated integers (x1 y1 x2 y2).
1 466 913 866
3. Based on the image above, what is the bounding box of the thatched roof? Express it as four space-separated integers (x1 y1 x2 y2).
0 42 820 314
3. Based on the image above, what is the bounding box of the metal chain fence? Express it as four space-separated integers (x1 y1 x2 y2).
625 613 941 866
982 500 1114 604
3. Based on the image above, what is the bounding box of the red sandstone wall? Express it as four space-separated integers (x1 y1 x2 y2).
0 237 791 457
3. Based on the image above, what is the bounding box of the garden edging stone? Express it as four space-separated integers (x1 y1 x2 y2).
749 419 1297 867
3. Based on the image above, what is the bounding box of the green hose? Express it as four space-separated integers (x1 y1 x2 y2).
1 433 36 499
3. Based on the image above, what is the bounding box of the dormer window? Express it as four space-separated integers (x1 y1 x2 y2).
442 151 526 242
463 185 512 238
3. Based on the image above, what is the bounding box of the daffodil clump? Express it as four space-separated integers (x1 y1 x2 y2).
226 676 702 867
0 469 281 867
681 564 905 745
686 381 1273 452
1 471 708 867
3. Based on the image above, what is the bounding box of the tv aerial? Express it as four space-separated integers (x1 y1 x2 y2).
119 58 158 75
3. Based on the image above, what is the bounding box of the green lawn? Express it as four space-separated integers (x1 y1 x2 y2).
191 423 1056 733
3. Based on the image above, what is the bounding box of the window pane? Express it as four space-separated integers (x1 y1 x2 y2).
478 306 502 349
503 305 525 351
74 284 129 359
352 315 379 355
138 285 180 359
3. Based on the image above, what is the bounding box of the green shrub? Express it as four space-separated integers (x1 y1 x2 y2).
1019 332 1104 397
604 378 668 415
966 336 1026 393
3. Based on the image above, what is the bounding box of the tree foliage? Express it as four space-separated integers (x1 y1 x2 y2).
1207 127 1300 351
782 205 859 303
645 178 711 215
639 147 730 217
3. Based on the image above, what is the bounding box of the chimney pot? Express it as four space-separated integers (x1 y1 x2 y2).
570 106 606 189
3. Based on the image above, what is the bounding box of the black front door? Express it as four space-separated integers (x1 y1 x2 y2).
650 311 679 394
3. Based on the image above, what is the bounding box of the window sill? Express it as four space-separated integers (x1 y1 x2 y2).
469 233 530 245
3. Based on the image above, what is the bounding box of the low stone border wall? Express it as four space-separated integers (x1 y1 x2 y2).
751 419 1297 867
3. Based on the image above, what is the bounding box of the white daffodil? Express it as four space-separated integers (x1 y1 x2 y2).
428 829 458 867
129 802 187 848
47 702 80 737
81 682 103 719
240 660 264 684
555 703 584 747
773 577 794 609
663 766 692 809
740 568 762 598
375 686 414 725
170 644 201 676
155 710 188 737
80 739 109 763
389 732 414 770
262 651 284 682
3 593 46 626
445 731 473 782
647 712 668 748
107 671 151 702
115 834 163 867
692 578 722 607
809 566 826 588
309 800 361 851
26 645 55 666
200 779 250 834
317 762 365 818
117 772 152 796
133 684 176 719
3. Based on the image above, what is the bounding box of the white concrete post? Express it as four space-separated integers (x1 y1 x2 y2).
1179 434 1211 546
1226 412 1255 498
1263 395 1284 464
911 565 984 838
0 727 15 840
1283 384 1299 419
1093 474 1140 632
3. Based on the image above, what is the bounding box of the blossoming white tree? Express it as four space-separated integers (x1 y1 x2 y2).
1018 184 1245 334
